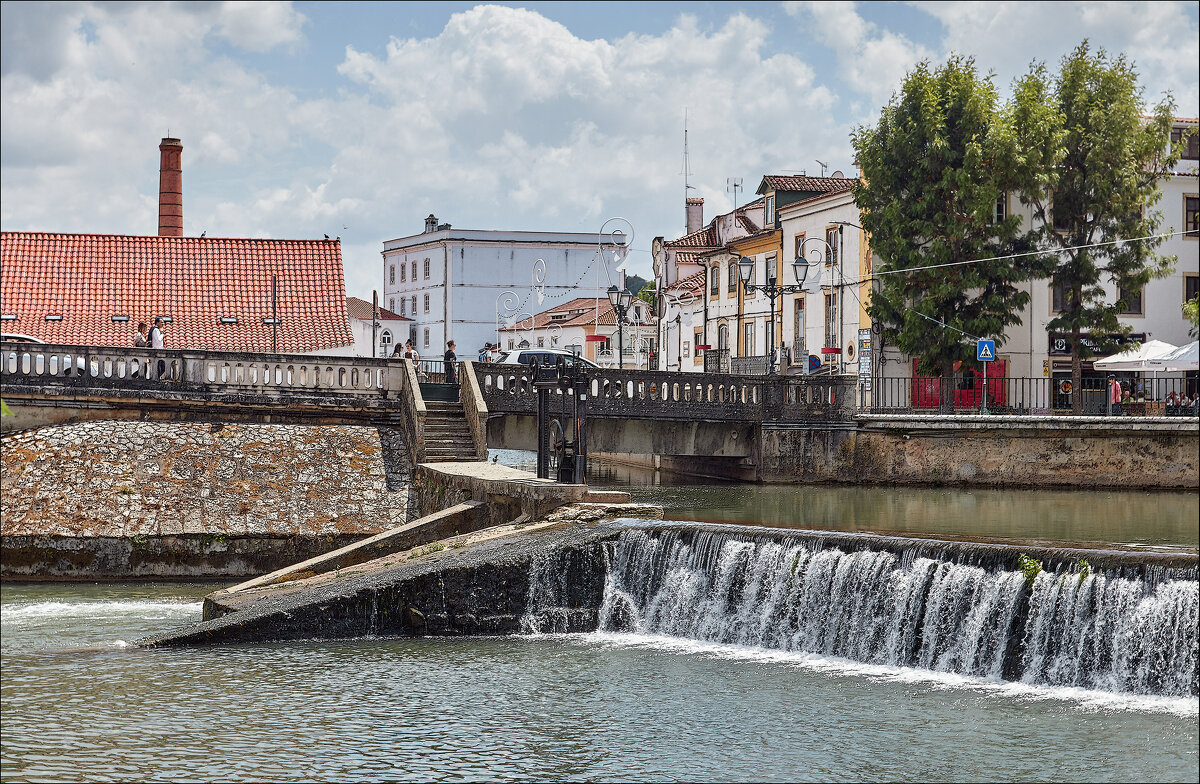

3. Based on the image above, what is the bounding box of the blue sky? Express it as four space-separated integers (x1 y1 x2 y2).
2 1 1197 301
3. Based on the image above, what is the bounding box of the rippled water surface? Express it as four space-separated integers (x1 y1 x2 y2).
2 582 1197 782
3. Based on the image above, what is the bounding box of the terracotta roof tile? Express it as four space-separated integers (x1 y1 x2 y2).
758 175 856 194
0 232 354 353
345 296 409 321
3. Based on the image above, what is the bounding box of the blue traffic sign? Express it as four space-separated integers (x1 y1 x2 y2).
976 339 996 362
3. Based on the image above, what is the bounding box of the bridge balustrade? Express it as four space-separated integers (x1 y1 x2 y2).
1 343 394 397
472 363 852 423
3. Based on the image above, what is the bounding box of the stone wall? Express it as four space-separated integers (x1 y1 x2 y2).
1 421 412 578
760 417 1200 489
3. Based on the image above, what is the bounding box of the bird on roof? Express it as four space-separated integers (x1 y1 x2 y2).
200 231 206 238
324 234 330 239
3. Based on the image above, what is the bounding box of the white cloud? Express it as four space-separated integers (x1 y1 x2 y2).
784 1 935 113
215 1 308 53
916 1 1199 113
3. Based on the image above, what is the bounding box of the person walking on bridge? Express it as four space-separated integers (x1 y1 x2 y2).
444 340 457 385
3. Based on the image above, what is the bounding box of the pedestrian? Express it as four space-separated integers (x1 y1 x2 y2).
149 317 165 349
148 316 166 378
478 343 491 363
444 340 457 384
133 322 149 347
1108 375 1121 415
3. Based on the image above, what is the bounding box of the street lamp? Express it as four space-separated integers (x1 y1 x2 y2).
738 254 813 374
607 285 633 369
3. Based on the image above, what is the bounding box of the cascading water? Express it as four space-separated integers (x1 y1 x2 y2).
587 528 1198 698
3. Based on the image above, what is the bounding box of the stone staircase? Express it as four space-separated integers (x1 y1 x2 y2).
422 400 478 462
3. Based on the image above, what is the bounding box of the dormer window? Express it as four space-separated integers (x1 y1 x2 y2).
765 195 775 226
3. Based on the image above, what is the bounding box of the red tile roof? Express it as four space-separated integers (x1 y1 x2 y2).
758 175 857 194
499 295 656 330
1 232 353 353
345 296 409 321
665 269 705 295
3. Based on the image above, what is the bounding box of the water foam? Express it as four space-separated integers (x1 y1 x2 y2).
2 599 203 621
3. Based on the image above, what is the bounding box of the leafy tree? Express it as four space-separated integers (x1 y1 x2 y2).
853 55 1040 409
636 281 657 307
1184 296 1199 338
1008 41 1180 411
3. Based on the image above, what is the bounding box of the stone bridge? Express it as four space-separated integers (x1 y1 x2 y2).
4 343 1194 487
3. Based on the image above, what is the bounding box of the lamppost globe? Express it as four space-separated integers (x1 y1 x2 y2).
737 256 754 284
792 259 809 287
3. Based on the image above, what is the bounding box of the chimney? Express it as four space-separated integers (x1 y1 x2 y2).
158 137 183 237
424 214 439 233
686 197 704 235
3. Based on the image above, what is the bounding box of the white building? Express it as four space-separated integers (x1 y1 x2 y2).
343 296 413 358
381 214 626 360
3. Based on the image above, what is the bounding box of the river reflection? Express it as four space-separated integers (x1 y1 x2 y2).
491 449 1199 549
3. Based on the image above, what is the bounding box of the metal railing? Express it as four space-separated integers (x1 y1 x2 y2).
472 363 854 423
867 375 1200 416
703 349 730 374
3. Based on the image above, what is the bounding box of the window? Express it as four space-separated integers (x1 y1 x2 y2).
992 193 1007 224
1051 280 1073 313
825 227 838 265
389 298 395 313
400 299 406 316
401 264 406 282
424 259 430 279
380 330 393 347
794 298 805 353
1185 274 1199 306
824 292 837 349
682 341 690 358
1118 286 1143 315
1172 127 1199 161
423 328 430 348
1186 195 1199 237
744 321 755 355
710 266 720 296
718 324 729 351
794 233 805 263
728 262 738 294
508 339 515 350
411 295 417 314
423 293 430 313
390 265 396 284
1052 200 1070 232
411 261 417 281
765 195 775 226
537 337 545 347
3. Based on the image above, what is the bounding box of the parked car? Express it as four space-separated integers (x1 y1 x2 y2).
495 349 599 370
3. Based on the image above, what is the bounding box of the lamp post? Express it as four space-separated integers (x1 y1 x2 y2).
607 285 633 369
738 255 812 374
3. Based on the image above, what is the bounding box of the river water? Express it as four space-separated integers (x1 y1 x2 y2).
2 456 1197 782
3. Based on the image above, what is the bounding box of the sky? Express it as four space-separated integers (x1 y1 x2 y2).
2 1 1197 302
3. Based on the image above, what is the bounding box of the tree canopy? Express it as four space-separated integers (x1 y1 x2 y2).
852 55 1040 399
1008 41 1180 407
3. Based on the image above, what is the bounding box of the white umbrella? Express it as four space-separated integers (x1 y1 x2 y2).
1092 339 1178 371
1146 340 1198 372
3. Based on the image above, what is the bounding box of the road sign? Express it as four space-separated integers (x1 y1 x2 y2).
976 339 996 362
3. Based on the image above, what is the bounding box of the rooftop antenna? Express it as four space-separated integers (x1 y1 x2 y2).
815 159 829 177
727 177 743 211
680 109 696 234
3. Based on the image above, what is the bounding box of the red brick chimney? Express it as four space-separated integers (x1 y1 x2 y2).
158 137 183 237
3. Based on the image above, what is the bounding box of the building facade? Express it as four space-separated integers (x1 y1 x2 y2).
382 215 624 360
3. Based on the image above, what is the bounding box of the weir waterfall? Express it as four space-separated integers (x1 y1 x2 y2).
523 525 1199 699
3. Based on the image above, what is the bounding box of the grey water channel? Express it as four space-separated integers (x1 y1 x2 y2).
2 452 1197 782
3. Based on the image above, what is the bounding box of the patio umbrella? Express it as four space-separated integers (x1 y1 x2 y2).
1092 339 1178 371
1146 340 1199 372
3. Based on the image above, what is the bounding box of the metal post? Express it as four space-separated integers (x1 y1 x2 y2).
767 287 777 375
617 306 624 369
536 386 549 479
271 274 279 354
371 289 378 359
981 358 987 414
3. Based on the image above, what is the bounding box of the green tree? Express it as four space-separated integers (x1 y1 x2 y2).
1008 41 1180 411
636 281 657 307
1184 296 1199 338
853 55 1040 409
